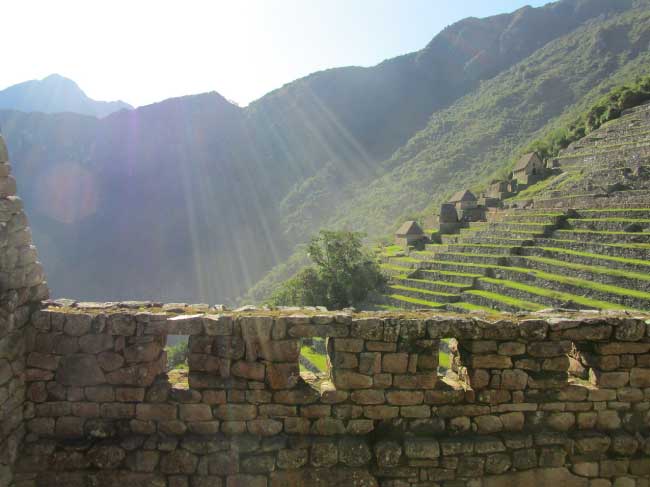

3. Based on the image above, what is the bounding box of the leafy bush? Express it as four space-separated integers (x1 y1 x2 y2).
528 75 650 159
270 230 385 309
165 340 188 371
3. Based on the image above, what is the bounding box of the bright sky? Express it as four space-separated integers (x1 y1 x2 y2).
3 0 550 107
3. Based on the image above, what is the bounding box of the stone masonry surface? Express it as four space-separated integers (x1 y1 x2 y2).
0 135 49 487
9 305 650 487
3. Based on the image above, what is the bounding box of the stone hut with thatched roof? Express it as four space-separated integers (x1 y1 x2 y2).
395 220 425 247
513 152 544 186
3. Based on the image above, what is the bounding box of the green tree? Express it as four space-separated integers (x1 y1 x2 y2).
270 230 385 309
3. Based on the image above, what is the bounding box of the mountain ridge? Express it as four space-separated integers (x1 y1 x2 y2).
0 74 132 118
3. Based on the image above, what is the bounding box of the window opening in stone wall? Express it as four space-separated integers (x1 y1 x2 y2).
438 338 458 379
165 335 189 389
299 337 330 385
567 341 590 384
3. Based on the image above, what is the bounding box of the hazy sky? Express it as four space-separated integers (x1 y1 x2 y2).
4 0 550 107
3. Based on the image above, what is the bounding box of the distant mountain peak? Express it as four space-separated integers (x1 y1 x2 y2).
0 74 132 118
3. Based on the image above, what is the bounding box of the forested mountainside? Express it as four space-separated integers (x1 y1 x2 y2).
0 74 132 117
1 0 648 304
247 0 650 302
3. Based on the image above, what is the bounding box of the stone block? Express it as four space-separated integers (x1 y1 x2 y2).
161 450 199 474
311 441 338 467
56 354 106 386
382 353 408 373
257 340 300 362
167 314 204 335
351 319 383 340
277 449 308 469
386 391 423 405
203 315 233 335
334 338 364 353
374 441 401 467
63 314 93 336
363 405 399 420
358 353 381 375
214 404 257 421
630 367 650 387
350 389 386 405
136 403 177 421
179 404 212 421
266 363 300 389
333 370 373 389
230 361 265 381
247 419 283 436
404 438 440 459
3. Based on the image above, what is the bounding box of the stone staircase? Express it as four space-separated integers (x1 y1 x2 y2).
377 101 650 313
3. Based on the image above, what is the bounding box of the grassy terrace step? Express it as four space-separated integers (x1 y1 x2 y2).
469 229 548 239
386 256 422 269
380 263 412 277
416 269 482 285
567 218 650 232
389 284 460 303
456 236 534 247
424 244 448 252
533 238 650 260
486 222 556 234
418 260 493 275
394 276 472 294
461 290 544 313
491 265 650 310
477 277 630 311
500 213 565 224
577 208 650 219
521 246 650 273
434 252 508 266
385 294 446 310
445 243 521 255
536 193 650 211
553 229 650 244
556 142 650 161
510 255 650 293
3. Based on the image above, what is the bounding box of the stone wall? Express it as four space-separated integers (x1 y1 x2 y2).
12 306 650 487
0 135 49 486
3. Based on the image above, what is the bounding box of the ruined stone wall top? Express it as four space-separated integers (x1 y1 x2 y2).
15 303 650 486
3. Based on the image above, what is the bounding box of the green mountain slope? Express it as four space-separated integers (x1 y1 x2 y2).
247 1 650 302
330 3 650 236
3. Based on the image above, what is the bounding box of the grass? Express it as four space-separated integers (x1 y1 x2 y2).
499 265 650 302
539 246 650 268
388 294 446 308
300 344 328 372
540 238 650 250
439 348 451 369
522 255 650 283
580 208 650 213
390 284 458 298
569 217 650 223
506 212 565 218
464 290 544 311
380 263 412 273
401 277 470 289
556 228 650 236
479 277 628 310
391 256 422 264
508 174 565 200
